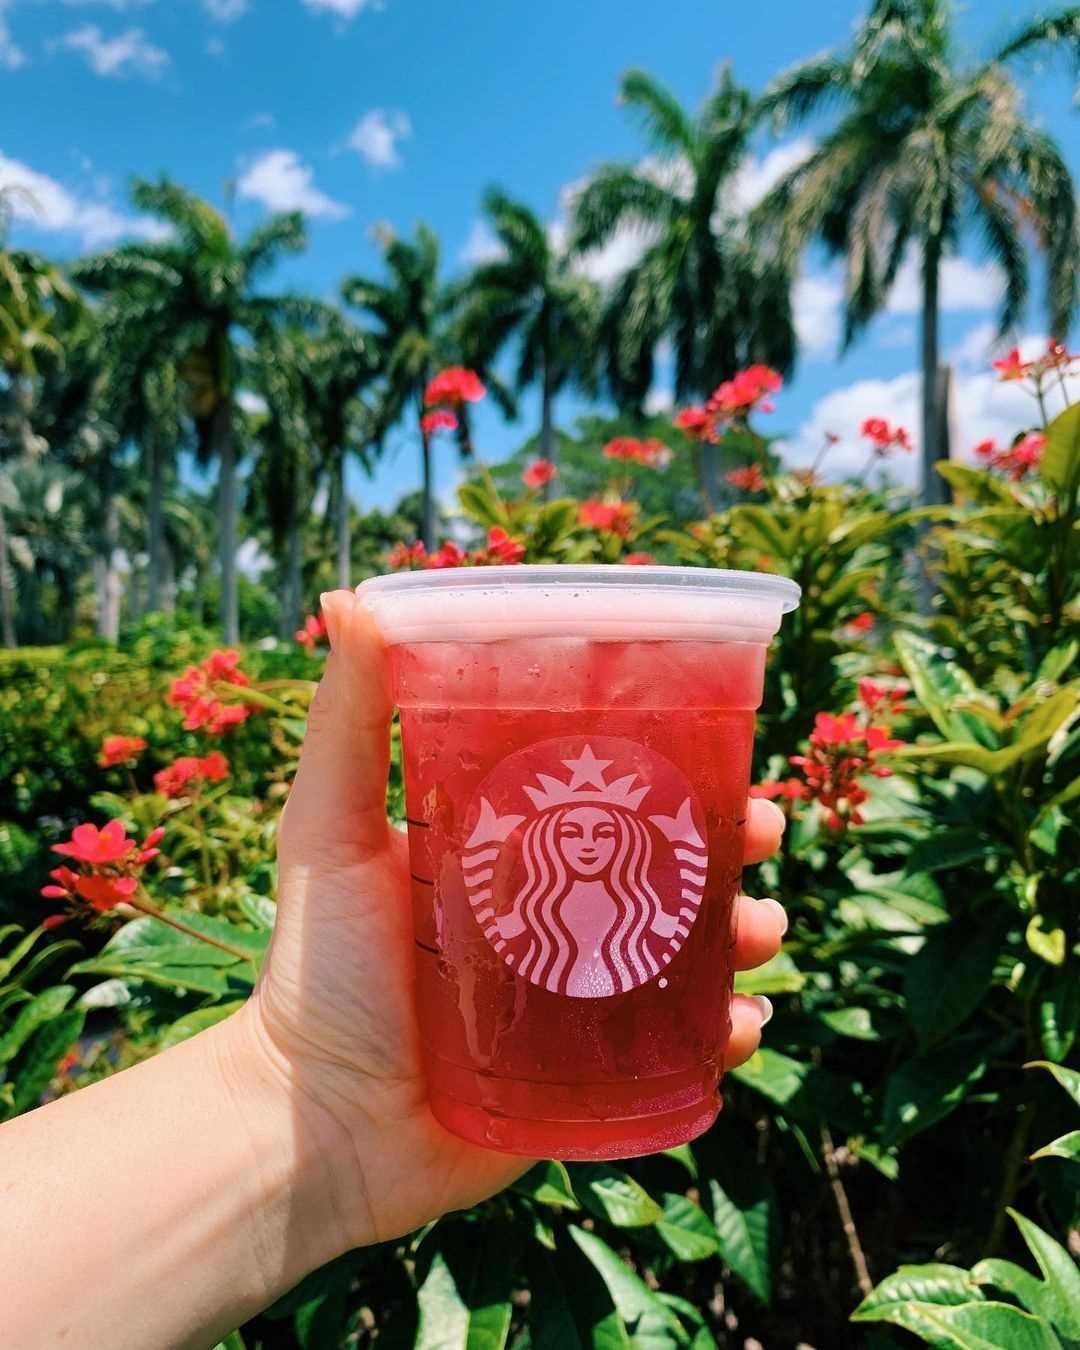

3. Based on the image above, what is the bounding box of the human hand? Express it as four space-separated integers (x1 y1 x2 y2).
232 588 789 1252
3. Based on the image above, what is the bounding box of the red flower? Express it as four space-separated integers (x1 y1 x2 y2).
421 409 459 437
295 613 327 652
858 678 908 717
579 498 637 537
53 819 134 865
154 753 230 799
861 417 912 455
623 552 656 565
98 735 147 769
387 540 427 570
673 406 714 441
479 526 526 565
425 540 466 569
423 367 486 408
726 463 767 492
41 914 70 930
74 873 138 913
199 751 230 782
992 347 1029 381
846 611 875 634
977 431 1046 480
602 437 673 469
522 459 556 488
785 705 905 830
707 365 783 419
169 649 252 735
750 779 809 802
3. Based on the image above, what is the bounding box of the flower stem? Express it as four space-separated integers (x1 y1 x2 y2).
820 1121 873 1297
132 892 253 964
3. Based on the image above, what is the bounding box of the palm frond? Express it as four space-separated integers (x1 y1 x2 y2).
481 187 549 274
758 52 853 130
995 6 1080 71
618 69 696 156
240 212 307 278
971 182 1028 335
130 177 229 251
569 166 673 253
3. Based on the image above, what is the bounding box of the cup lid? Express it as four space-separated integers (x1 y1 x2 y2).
358 564 800 644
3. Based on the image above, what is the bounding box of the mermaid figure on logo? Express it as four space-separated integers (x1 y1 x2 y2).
463 745 709 998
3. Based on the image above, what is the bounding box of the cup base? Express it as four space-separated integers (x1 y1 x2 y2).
429 1090 721 1161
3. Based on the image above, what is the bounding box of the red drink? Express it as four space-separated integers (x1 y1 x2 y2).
360 567 798 1160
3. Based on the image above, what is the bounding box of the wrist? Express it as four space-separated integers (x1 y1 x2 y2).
210 1001 366 1298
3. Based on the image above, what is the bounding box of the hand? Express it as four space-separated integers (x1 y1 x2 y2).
233 589 789 1251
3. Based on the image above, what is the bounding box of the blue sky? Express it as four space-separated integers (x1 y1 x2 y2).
2 0 1079 513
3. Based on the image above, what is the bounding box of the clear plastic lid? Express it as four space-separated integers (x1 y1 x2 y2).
358 565 800 644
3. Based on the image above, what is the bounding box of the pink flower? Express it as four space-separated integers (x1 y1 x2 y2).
579 499 637 537
421 409 459 437
169 650 253 735
295 613 327 652
673 406 714 441
977 431 1046 480
992 347 1029 381
425 540 466 569
423 367 486 408
42 824 164 923
602 437 673 469
858 678 907 717
707 365 783 419
478 526 526 565
725 463 767 492
154 753 230 799
522 459 557 488
98 735 147 769
74 874 138 913
846 611 875 634
623 552 656 564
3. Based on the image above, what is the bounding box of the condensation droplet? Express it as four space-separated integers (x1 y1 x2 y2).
658 977 668 989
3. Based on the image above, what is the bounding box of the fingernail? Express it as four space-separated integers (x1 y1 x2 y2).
319 591 345 651
750 995 774 1027
758 896 789 936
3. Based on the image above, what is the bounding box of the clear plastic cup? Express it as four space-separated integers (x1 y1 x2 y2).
359 565 799 1159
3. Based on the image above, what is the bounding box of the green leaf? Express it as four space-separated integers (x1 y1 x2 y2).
11 1007 84 1115
708 1176 772 1304
159 1001 245 1050
853 1263 981 1318
527 1239 630 1350
0 984 74 1064
971 1258 1054 1321
903 828 995 876
819 1007 881 1041
850 1139 899 1180
661 1144 697 1178
295 1279 352 1350
655 1193 719 1262
894 633 997 747
1029 1131 1080 1163
903 917 1007 1050
569 1227 686 1345
1036 640 1079 686
69 913 261 996
263 1250 370 1320
1026 915 1066 967
1008 1209 1080 1337
210 1335 247 1350
1026 1061 1080 1108
733 951 805 995
1037 971 1078 1061
415 1219 515 1350
1041 400 1080 497
854 1299 1061 1348
572 1164 664 1228
936 462 1019 506
730 1048 867 1133
882 1040 990 1147
513 1161 580 1210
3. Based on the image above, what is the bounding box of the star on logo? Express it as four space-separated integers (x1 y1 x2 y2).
563 745 613 790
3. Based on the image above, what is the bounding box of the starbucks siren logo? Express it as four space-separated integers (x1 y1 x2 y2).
461 738 708 998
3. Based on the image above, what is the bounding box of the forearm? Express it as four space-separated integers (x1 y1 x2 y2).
0 1007 353 1350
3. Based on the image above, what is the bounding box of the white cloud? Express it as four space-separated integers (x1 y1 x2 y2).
459 219 504 266
203 0 247 18
58 24 168 78
346 109 411 169
206 35 225 56
237 389 268 414
781 335 1077 486
303 0 381 16
878 323 917 350
61 0 155 8
948 319 1001 369
644 385 674 415
0 151 168 247
732 137 815 211
246 111 276 130
888 250 1004 315
793 268 844 357
0 0 24 68
236 148 349 220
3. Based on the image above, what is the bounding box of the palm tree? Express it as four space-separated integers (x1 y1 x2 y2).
457 189 599 488
343 225 445 550
0 231 77 646
569 67 797 421
758 0 1079 504
74 179 309 642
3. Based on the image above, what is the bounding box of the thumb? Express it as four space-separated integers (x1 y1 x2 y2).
279 589 393 869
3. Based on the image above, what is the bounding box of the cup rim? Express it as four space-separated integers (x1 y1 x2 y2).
359 563 801 613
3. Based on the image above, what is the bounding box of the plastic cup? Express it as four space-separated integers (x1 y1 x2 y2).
358 564 800 1160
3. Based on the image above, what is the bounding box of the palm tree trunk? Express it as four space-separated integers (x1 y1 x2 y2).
336 447 351 589
215 402 239 645
95 453 121 643
420 414 435 550
147 437 165 612
540 364 556 501
0 505 16 648
921 239 944 508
